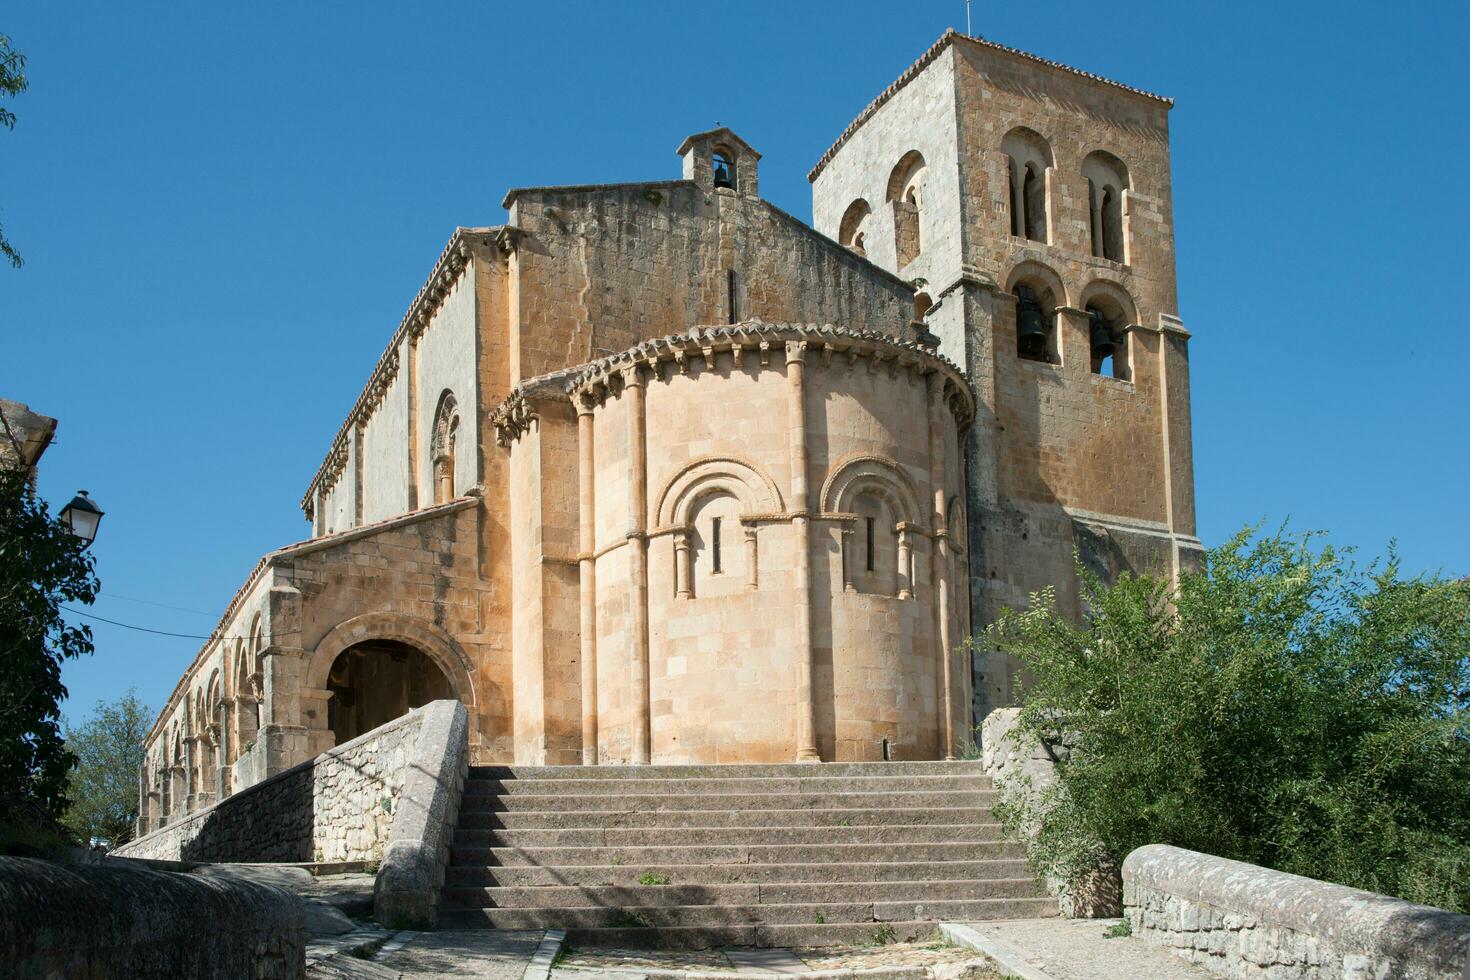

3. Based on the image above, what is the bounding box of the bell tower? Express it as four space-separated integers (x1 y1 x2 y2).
678 127 761 197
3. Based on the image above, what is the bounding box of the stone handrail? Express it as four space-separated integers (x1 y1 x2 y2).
373 698 470 929
1123 844 1470 979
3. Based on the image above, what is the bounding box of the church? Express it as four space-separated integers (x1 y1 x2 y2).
137 29 1200 832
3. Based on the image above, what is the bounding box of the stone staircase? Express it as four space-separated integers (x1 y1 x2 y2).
438 761 1054 948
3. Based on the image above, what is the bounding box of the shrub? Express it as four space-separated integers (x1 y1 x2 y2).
985 527 1470 912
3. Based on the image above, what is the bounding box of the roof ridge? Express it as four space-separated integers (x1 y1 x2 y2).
808 30 1172 183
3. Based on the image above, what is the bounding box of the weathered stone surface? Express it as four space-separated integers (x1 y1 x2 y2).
0 856 305 979
374 699 470 929
1123 844 1470 979
117 704 430 863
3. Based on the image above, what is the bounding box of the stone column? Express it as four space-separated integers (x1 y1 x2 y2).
624 367 652 765
896 525 913 600
786 342 820 763
743 526 759 590
1089 181 1104 257
576 397 599 764
927 372 955 759
673 530 693 599
215 700 230 799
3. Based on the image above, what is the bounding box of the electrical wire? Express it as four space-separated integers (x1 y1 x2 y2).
97 591 216 617
60 606 298 640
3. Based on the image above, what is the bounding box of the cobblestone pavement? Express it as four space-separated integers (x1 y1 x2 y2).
959 919 1213 980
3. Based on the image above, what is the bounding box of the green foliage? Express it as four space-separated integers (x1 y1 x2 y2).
0 469 100 852
636 871 669 885
1 32 28 268
1103 920 1131 939
62 690 150 846
986 527 1470 912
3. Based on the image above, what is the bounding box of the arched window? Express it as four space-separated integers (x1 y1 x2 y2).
914 292 933 323
431 391 460 505
713 145 736 189
851 492 899 596
1082 151 1130 263
1011 279 1060 364
1080 285 1136 380
887 151 927 268
1002 128 1054 245
688 491 745 599
839 199 871 257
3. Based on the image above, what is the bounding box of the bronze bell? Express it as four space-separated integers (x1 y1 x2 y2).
1089 309 1115 360
1015 285 1048 359
713 159 733 189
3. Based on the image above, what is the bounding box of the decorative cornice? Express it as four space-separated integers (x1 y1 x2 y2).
490 321 976 449
808 30 1172 183
300 227 512 519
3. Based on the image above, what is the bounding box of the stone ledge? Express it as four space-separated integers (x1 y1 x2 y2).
1122 844 1470 978
0 856 306 979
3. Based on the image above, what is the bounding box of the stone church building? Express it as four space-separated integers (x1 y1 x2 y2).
138 30 1200 832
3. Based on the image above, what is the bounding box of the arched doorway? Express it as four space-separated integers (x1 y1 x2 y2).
325 639 454 744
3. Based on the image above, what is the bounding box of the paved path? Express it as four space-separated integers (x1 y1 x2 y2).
311 930 547 979
948 919 1212 980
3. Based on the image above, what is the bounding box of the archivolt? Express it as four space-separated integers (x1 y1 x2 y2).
305 611 477 707
654 455 784 528
821 455 925 526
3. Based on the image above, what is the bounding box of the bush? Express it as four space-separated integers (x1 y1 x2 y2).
985 527 1470 913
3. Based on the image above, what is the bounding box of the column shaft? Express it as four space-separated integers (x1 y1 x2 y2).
625 370 652 765
576 403 599 764
787 344 820 763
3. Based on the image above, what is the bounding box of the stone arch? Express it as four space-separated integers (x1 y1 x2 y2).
431 389 460 504
655 455 784 529
1082 150 1130 262
305 612 477 709
821 455 924 524
838 199 872 257
1080 279 1139 380
1002 127 1053 243
1006 260 1067 365
887 150 927 267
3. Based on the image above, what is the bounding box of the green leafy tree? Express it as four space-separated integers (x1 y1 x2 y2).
1 32 27 268
0 468 100 852
986 527 1470 912
63 691 149 846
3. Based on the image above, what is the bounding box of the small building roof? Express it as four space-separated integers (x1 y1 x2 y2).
676 126 762 160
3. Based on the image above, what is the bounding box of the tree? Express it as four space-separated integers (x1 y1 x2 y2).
0 468 99 852
63 691 149 846
1 32 26 268
986 527 1470 913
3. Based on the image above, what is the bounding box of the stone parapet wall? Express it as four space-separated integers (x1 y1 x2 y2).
0 856 305 979
117 704 429 863
1123 844 1470 979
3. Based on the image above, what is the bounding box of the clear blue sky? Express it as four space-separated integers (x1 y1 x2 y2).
5 2 1467 723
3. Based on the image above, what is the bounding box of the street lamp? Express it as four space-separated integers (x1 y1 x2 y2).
59 490 104 548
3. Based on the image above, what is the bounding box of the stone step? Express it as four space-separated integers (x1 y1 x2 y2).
470 775 993 795
458 806 998 830
443 877 1047 909
452 823 1005 848
470 761 986 780
445 858 1033 888
460 790 996 812
438 898 1055 930
449 840 1025 868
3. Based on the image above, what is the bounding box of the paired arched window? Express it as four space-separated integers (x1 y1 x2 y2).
887 151 926 268
1082 151 1130 263
432 390 460 505
839 199 871 257
1002 128 1053 244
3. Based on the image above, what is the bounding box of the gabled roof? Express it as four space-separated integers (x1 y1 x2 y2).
676 126 762 160
809 30 1172 182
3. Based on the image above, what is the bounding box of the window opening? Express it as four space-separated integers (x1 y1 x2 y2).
712 517 723 574
865 516 876 572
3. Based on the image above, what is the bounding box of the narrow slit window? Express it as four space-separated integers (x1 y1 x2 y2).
711 517 723 573
727 269 737 324
865 516 876 572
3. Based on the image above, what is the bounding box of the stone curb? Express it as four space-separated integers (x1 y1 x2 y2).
938 923 1058 980
524 928 568 980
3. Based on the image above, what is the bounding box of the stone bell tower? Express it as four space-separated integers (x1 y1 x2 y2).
678 126 761 197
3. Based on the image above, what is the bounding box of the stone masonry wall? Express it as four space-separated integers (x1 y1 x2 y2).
117 706 425 863
1123 844 1470 979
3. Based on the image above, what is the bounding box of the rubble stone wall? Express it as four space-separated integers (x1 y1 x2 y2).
116 705 426 863
1124 844 1470 979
